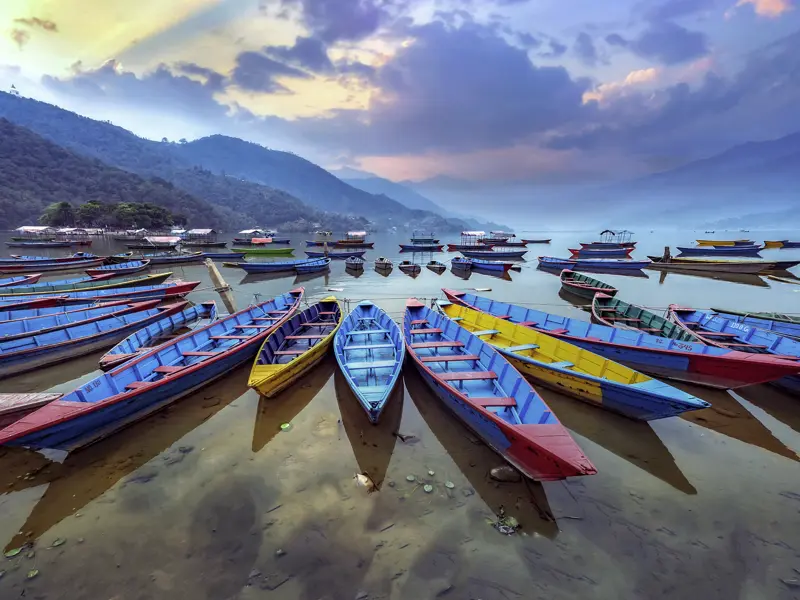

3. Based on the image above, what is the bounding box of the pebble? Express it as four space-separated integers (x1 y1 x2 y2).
489 466 521 483
781 578 800 588
178 445 194 454
356 592 369 600
435 583 454 596
275 549 286 557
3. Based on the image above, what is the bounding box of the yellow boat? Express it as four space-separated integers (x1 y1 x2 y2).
764 240 787 249
438 301 709 420
695 239 752 246
248 296 342 397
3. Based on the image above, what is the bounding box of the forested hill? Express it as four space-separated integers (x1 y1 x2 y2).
0 118 238 229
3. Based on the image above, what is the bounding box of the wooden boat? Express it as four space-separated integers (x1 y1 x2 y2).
447 242 496 251
709 308 800 340
0 274 43 288
375 257 393 270
560 270 618 299
437 300 710 420
232 247 295 256
334 301 404 423
99 302 218 370
399 261 421 276
141 252 203 265
426 260 446 273
180 240 227 248
63 239 94 247
10 236 55 241
523 239 551 244
579 241 636 249
0 393 64 429
451 257 472 269
489 240 527 247
345 256 365 269
410 232 439 244
770 260 800 270
0 290 304 450
0 281 200 310
335 231 373 248
480 231 513 244
0 299 164 343
669 306 800 394
404 299 596 480
764 241 786 249
201 252 246 261
442 289 800 389
0 272 172 297
85 260 150 277
591 293 698 340
696 239 753 246
0 258 106 274
768 275 800 285
646 256 773 274
569 247 633 258
1 300 104 323
676 245 763 257
781 241 800 249
471 258 513 272
127 242 177 250
5 241 73 248
0 301 188 380
305 249 365 259
462 249 527 259
399 243 444 251
0 252 97 264
295 257 331 273
239 258 323 274
539 256 650 270
249 297 342 397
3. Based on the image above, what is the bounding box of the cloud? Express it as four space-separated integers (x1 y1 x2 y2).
728 0 794 17
608 21 709 64
230 51 311 93
174 62 226 91
582 67 660 103
541 38 568 58
13 17 58 32
265 36 334 73
574 32 599 66
10 29 30 49
283 0 392 43
645 0 717 21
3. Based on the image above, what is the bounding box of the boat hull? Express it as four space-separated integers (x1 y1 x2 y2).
462 250 527 259
0 259 106 274
399 244 444 251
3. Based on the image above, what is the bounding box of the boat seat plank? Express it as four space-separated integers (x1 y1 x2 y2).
347 360 397 370
346 329 389 336
548 328 569 335
318 311 337 315
285 334 325 340
420 354 479 363
211 335 250 340
471 397 517 408
410 319 428 325
473 329 500 336
518 321 538 327
275 349 307 355
410 328 443 335
701 332 741 337
506 344 539 352
439 371 497 381
253 317 279 322
355 385 388 394
496 315 511 320
411 341 465 349
234 324 273 329
611 317 642 322
549 361 575 369
153 365 184 374
182 351 220 356
344 343 394 350
125 381 152 390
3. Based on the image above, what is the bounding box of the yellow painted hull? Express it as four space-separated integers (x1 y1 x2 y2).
764 241 786 249
695 239 750 246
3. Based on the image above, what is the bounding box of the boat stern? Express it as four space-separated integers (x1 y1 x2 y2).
507 423 597 480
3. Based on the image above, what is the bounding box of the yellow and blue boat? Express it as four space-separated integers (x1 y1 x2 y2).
437 300 710 421
248 297 342 397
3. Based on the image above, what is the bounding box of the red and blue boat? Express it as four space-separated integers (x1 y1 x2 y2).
305 250 366 259
404 299 596 481
539 256 650 271
0 281 200 310
0 274 43 288
676 245 764 257
399 243 444 252
569 247 634 258
470 258 514 272
86 260 150 277
0 290 304 450
0 253 97 264
442 290 800 389
461 249 527 259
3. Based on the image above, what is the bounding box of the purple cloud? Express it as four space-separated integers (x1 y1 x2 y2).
284 0 390 43
230 51 310 93
265 36 334 74
574 32 599 66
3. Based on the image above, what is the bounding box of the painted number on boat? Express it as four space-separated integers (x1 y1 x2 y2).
726 322 751 333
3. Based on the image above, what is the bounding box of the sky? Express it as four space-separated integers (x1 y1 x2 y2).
1 0 799 184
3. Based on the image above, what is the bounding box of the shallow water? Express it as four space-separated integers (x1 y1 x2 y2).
1 230 799 599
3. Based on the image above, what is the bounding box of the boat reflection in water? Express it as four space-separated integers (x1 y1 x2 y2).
1 364 251 552
335 369 403 490
251 356 336 453
403 368 559 539
538 265 650 279
471 266 512 281
732 385 800 436
294 269 330 286
656 270 769 288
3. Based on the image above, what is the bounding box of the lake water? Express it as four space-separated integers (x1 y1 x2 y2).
1 230 799 600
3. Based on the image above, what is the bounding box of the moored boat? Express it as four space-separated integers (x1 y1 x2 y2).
399 261 421 276
5 241 73 248
0 274 43 288
0 281 200 310
0 271 172 297
306 250 365 259
85 260 150 277
345 256 365 269
375 257 393 270
0 258 106 274
295 257 331 273
591 293 699 340
646 256 773 274
569 247 633 258
239 258 324 274
677 245 763 257
336 231 374 248
442 289 800 389
709 307 800 340
560 270 618 299
0 290 304 450
522 239 551 244
334 301 404 423
426 260 446 273
249 297 342 398
141 252 204 265
539 256 650 270
470 258 513 272
232 247 295 256
99 301 218 370
180 240 228 248
461 249 527 259
201 252 247 261
695 239 753 246
410 231 439 244
0 252 97 265
399 243 444 251
437 300 710 420
451 257 472 269
404 299 596 481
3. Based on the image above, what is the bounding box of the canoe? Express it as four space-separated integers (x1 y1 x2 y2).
461 249 527 259
569 247 633 258
64 239 93 247
399 243 444 251
695 239 753 246
142 252 203 265
10 236 55 241
0 274 43 288
0 281 200 310
709 307 800 339
305 250 366 259
447 243 495 251
0 299 164 343
201 253 247 261
646 256 772 274
782 241 800 249
232 247 295 256
437 300 710 420
0 272 172 297
85 260 150 277
451 257 472 269
345 257 365 268
335 240 374 248
334 301 404 423
442 289 800 389
0 301 106 323
764 241 787 249
560 270 618 299
99 301 218 370
239 258 321 274
5 241 73 248
0 300 187 380
677 246 763 256
523 239 551 244
768 275 800 285
0 252 97 264
410 236 439 244
180 241 227 248
404 299 596 481
296 258 330 273
427 260 446 273
375 257 393 269
591 293 699 341
0 393 64 429
579 241 636 249
669 306 800 394
0 290 304 450
126 243 177 250
249 297 342 397
0 258 106 274
539 257 650 270
399 261 421 276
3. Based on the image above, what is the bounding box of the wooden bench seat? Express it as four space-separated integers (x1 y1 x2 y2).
420 354 479 363
346 329 389 336
518 321 538 327
411 341 464 349
275 349 307 355
154 365 184 374
285 334 325 340
125 381 152 390
410 319 428 325
410 328 443 335
439 371 497 381
344 343 394 351
473 329 499 337
182 351 219 357
347 360 397 370
471 397 517 408
234 324 273 329
506 344 539 352
211 334 251 340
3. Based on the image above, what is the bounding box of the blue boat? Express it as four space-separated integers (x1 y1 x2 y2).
0 300 188 380
461 249 527 259
240 258 323 274
0 290 304 450
269 237 291 244
99 301 218 370
141 252 204 265
0 275 43 288
676 245 763 257
709 310 800 340
0 301 101 323
399 243 443 252
569 247 633 258
334 301 405 423
0 299 164 343
669 306 800 394
0 253 97 264
538 256 651 270
305 250 367 259
0 281 200 310
403 299 596 481
201 253 247 261
442 289 800 390
85 260 150 276
1 274 99 290
470 258 512 272
295 258 331 273
451 257 472 269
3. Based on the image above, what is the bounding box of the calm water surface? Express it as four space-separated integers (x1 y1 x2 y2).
1 230 799 599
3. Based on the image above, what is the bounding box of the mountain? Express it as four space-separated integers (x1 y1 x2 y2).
341 176 447 214
0 118 233 229
329 166 377 180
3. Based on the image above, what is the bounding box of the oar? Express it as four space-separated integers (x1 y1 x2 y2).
205 258 237 314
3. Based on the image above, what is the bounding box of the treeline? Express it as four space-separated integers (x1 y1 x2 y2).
39 201 181 228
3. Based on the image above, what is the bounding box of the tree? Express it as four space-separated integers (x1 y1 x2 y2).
75 201 103 226
39 201 75 226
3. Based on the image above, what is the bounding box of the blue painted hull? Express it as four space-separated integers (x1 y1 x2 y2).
202 253 246 260
677 246 763 256
295 259 331 273
461 250 527 259
539 257 650 270
400 244 442 251
305 251 366 259
0 282 192 306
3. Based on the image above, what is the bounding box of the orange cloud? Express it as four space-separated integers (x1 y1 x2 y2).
731 0 793 17
582 68 660 104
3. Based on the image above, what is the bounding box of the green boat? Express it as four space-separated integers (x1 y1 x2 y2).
231 247 295 256
710 306 800 325
591 293 700 341
0 272 173 297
